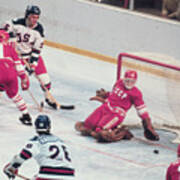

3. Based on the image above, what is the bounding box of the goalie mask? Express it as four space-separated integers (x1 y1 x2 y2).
35 115 51 133
123 70 137 89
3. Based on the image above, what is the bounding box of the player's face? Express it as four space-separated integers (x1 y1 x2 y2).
123 78 136 89
27 14 39 28
0 34 9 45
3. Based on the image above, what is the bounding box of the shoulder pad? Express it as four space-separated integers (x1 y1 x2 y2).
12 18 26 26
54 135 64 143
34 23 44 37
30 135 38 141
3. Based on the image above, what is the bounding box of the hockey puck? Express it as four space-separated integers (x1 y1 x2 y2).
153 149 159 154
40 101 44 108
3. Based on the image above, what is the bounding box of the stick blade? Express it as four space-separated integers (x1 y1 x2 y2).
60 105 75 110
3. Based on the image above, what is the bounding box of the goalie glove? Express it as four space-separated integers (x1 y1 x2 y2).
89 96 106 103
89 88 109 103
96 88 109 99
3 163 18 179
142 118 159 141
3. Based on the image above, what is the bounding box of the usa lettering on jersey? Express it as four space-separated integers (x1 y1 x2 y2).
3 18 44 59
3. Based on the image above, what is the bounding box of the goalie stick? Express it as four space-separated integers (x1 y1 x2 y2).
133 136 176 152
22 59 75 110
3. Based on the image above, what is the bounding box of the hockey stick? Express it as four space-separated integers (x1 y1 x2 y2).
133 136 176 152
16 173 30 180
22 59 75 110
34 73 75 110
27 89 43 112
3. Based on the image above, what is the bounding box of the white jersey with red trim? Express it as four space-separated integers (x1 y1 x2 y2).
10 134 75 179
3 17 44 60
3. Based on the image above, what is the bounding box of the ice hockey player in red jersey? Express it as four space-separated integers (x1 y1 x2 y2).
75 69 159 142
3 115 75 180
2 5 59 109
0 30 32 125
166 144 180 180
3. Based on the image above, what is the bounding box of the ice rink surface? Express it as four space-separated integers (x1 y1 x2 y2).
0 46 178 180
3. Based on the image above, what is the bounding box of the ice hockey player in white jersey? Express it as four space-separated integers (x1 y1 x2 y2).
3 115 75 180
2 5 59 109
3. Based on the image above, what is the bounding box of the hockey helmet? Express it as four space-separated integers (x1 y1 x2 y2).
124 70 137 80
123 70 137 89
25 5 41 18
0 30 9 43
34 115 51 132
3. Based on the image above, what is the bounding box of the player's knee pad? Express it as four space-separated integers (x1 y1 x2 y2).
75 122 92 136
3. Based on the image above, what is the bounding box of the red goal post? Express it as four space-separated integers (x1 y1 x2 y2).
117 52 180 80
117 52 180 143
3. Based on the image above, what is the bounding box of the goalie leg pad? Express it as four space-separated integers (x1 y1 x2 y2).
75 122 92 136
97 127 133 143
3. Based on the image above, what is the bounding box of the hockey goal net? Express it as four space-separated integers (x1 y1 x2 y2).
117 52 180 143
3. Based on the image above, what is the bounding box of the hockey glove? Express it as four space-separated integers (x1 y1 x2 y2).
142 118 159 141
25 65 35 75
19 73 30 90
96 88 109 99
89 88 109 103
3 163 18 179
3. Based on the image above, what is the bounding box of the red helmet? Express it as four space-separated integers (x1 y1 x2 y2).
124 70 137 80
123 70 137 89
0 30 9 43
177 144 180 157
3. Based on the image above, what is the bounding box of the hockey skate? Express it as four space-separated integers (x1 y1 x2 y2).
19 113 32 126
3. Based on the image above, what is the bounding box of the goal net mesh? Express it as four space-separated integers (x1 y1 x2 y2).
117 52 180 143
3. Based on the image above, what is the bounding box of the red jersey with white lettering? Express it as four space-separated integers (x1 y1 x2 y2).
166 159 180 180
84 79 150 131
106 79 149 119
0 43 28 113
0 58 18 98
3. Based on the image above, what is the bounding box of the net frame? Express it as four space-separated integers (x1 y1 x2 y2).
117 52 180 143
